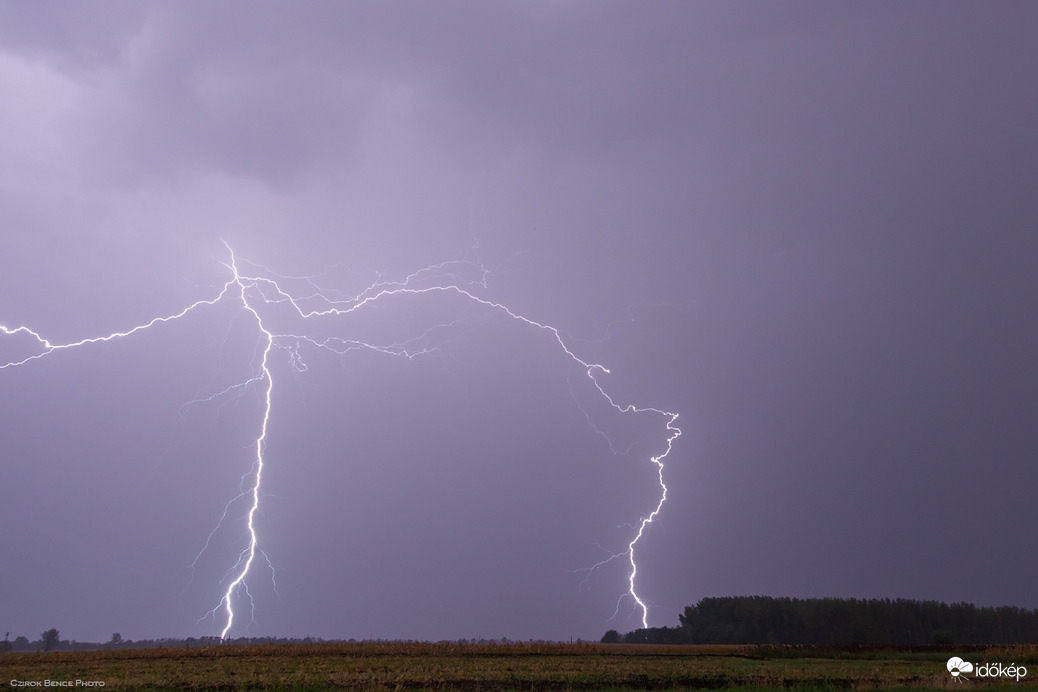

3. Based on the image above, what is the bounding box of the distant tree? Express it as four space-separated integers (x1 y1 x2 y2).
41 628 60 652
108 633 122 646
1 632 11 653
600 629 621 644
13 636 29 650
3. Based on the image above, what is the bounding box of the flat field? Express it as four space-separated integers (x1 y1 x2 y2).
2 642 1035 691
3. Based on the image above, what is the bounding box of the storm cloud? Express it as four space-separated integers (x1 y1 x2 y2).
1 2 1036 643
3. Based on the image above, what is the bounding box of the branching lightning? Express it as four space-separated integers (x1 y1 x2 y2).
1 242 680 636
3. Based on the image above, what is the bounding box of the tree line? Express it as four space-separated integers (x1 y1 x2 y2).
603 596 1038 645
0 631 562 652
0 630 311 652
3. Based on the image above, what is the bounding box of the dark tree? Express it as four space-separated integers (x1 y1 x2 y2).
41 628 60 652
675 596 1038 645
600 629 621 644
108 633 122 646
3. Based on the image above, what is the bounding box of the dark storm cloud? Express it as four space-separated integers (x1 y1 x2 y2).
0 2 149 70
1 1 1037 644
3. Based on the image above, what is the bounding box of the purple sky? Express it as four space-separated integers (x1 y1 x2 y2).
1 2 1037 643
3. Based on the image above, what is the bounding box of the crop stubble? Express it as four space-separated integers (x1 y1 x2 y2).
2 642 1034 690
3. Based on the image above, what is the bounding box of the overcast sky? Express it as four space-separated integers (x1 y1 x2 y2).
1 2 1036 644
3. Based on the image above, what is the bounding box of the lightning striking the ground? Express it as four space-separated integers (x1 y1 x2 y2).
1 243 680 637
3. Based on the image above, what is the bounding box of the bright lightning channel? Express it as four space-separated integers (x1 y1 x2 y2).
0 243 680 636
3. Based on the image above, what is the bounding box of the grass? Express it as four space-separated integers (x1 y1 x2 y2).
1 642 1034 690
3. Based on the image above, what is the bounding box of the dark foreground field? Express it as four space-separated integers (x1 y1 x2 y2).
2 642 1035 691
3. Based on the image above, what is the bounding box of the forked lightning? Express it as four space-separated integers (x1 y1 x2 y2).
1 243 680 637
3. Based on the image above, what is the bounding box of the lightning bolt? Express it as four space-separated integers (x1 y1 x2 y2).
1 242 680 636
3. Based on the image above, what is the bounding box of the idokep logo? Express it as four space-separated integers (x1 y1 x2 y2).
947 656 1028 682
947 657 974 679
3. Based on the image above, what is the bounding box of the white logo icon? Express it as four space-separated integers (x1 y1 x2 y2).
947 657 974 679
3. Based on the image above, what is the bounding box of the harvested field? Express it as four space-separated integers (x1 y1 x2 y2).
2 642 1034 690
